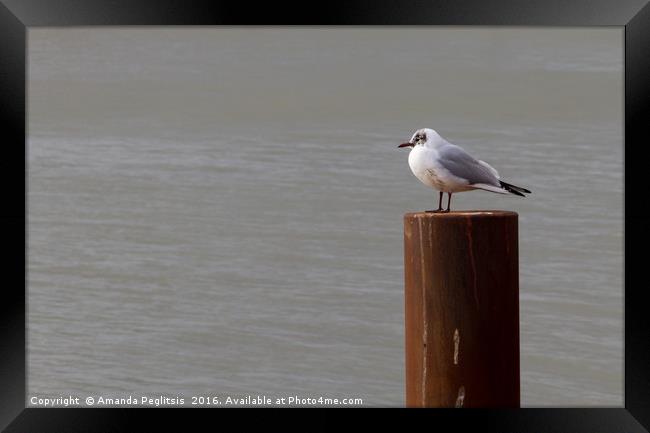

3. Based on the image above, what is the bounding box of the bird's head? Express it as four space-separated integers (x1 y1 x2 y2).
398 128 441 149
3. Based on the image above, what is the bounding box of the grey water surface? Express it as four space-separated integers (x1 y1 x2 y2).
28 28 623 406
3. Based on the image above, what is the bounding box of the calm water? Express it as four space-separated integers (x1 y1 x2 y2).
28 28 623 406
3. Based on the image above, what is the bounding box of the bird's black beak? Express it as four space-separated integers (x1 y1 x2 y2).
398 142 414 148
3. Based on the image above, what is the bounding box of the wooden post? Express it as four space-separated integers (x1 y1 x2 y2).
404 211 520 408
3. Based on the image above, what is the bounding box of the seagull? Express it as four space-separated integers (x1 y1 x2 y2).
398 128 531 212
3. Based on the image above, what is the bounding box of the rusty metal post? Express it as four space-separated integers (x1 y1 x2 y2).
404 211 520 407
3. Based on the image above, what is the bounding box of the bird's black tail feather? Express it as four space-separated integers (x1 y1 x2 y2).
500 181 531 197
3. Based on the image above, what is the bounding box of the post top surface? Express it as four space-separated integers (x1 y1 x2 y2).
404 210 518 219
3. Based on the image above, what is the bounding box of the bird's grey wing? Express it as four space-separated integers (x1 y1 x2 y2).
437 144 500 186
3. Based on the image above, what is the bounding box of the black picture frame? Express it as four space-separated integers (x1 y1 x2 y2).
1 0 649 431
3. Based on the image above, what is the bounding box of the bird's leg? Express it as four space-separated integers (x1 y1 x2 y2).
436 191 444 212
445 193 452 212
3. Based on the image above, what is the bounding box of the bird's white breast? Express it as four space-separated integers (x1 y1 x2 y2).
407 146 472 193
